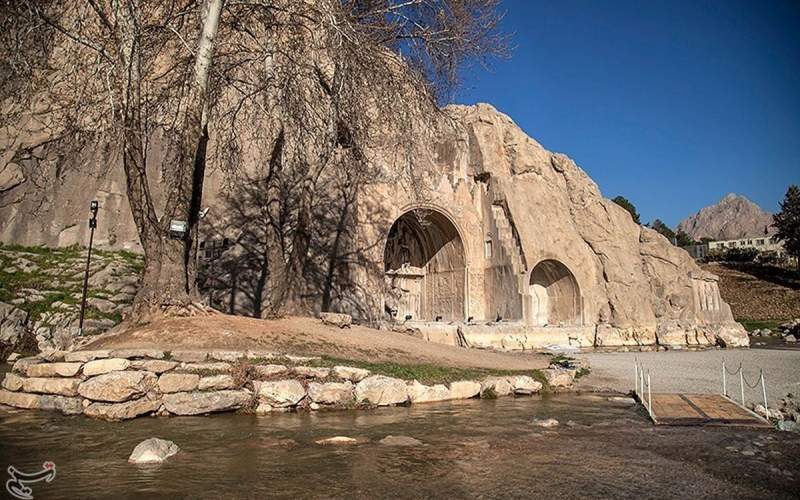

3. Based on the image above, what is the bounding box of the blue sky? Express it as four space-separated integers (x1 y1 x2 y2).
455 0 799 227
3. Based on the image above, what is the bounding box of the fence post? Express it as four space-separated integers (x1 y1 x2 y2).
722 359 727 397
647 370 652 418
760 369 768 416
739 364 745 406
634 362 639 397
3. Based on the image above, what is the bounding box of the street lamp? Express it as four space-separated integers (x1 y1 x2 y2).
78 200 99 335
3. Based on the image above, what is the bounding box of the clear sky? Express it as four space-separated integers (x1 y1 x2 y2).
455 0 799 227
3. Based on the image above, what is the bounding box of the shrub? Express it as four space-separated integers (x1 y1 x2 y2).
724 247 758 262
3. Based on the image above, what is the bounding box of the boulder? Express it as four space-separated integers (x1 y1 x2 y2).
208 351 245 362
509 376 543 395
255 380 306 407
7 352 21 362
83 358 130 376
64 350 111 363
332 366 371 382
109 349 165 360
320 312 352 328
252 364 289 378
176 362 231 374
84 397 162 421
543 368 575 388
78 370 157 402
0 302 28 346
2 372 24 391
198 375 236 391
158 373 200 393
128 438 179 464
12 356 42 373
407 381 451 403
448 380 481 399
307 381 355 405
480 377 513 398
130 360 179 374
0 389 82 414
22 377 81 396
355 375 409 406
786 334 797 343
170 350 208 363
292 366 330 379
379 435 423 446
162 390 252 415
86 297 116 313
24 362 82 378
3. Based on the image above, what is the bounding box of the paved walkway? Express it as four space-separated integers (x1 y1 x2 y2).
578 348 800 406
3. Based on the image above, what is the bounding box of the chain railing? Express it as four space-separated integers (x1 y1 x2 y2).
633 359 653 419
722 359 768 415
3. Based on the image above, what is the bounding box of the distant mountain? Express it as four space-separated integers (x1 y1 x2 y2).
677 193 774 241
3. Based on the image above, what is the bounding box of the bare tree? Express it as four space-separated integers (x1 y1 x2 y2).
1 0 507 322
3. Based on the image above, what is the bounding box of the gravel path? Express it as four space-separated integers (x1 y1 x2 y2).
578 348 800 406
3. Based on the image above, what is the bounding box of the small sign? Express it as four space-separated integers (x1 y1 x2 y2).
169 219 188 239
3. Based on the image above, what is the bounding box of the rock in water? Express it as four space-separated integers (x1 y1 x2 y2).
128 438 179 464
532 418 559 428
379 435 423 446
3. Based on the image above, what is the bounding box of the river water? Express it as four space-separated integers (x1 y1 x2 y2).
1 394 798 499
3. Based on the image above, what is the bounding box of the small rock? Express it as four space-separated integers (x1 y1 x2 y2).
6 353 21 362
332 366 371 382
608 396 637 405
292 366 330 379
315 436 365 446
252 364 289 378
198 375 236 391
379 435 423 446
320 312 352 328
83 358 130 376
785 335 797 343
128 438 179 464
532 418 559 428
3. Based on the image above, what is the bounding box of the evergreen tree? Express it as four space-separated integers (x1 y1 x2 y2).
650 219 676 243
675 230 696 247
773 185 800 269
612 196 641 224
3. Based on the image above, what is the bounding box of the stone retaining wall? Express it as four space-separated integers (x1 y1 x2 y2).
0 349 575 421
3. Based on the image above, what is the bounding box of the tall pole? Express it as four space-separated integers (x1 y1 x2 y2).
79 201 99 335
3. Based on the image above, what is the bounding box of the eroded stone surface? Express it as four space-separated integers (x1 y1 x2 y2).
198 375 236 391
1 372 24 391
83 358 130 376
130 360 179 374
0 389 81 414
162 390 252 415
78 371 157 402
25 362 82 378
158 373 200 393
355 375 408 406
332 366 371 382
84 397 162 421
22 377 81 396
307 381 354 405
255 380 306 408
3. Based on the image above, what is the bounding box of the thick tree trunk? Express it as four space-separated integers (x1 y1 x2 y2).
123 0 225 322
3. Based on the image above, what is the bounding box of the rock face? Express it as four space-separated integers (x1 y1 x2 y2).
128 438 180 464
0 103 747 349
677 193 774 241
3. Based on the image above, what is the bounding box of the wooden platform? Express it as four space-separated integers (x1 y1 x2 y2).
646 394 770 427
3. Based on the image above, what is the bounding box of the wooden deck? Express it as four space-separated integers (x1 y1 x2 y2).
646 394 770 427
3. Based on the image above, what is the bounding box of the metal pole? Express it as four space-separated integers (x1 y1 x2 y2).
647 371 652 417
640 365 644 398
78 202 98 335
634 362 639 396
739 364 745 406
722 359 727 396
760 369 768 416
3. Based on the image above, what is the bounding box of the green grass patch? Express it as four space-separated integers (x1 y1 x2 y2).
737 319 786 332
301 356 548 387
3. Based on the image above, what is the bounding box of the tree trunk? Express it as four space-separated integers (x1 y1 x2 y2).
125 0 225 321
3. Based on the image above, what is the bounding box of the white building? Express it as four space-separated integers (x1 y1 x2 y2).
683 235 786 260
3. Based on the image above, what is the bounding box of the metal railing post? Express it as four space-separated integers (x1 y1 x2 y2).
647 370 652 417
634 362 639 396
760 369 768 416
722 359 727 397
739 364 745 406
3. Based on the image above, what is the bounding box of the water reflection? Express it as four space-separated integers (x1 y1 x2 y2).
1 394 797 499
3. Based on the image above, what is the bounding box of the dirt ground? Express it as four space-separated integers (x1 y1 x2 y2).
704 263 800 321
83 314 549 370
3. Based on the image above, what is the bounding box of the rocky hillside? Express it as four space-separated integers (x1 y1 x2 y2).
677 193 774 241
0 244 142 356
